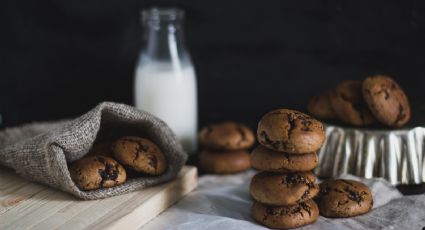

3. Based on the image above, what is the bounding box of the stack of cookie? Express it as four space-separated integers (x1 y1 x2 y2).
198 122 255 174
250 109 325 229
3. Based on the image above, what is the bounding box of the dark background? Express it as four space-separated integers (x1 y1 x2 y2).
1 0 425 129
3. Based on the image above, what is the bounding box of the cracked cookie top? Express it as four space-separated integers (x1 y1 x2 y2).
257 109 325 154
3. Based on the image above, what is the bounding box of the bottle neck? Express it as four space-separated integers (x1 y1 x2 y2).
144 23 186 62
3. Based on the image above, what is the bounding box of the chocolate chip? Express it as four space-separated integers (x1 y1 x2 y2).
301 119 312 131
260 131 281 150
291 206 303 216
98 163 119 187
343 186 364 204
299 202 312 216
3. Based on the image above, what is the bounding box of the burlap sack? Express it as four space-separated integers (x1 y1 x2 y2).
0 102 187 200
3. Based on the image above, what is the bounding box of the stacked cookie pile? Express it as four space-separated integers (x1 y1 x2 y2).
250 109 325 229
69 136 167 191
198 122 255 174
308 75 410 127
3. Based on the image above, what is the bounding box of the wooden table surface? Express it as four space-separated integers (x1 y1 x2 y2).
0 166 198 230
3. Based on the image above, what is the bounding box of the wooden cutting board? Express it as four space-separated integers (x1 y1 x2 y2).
0 166 197 230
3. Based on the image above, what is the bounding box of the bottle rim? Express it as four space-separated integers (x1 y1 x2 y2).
142 7 184 22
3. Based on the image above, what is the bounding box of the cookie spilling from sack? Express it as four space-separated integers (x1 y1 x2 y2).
69 136 168 191
307 75 410 128
112 136 168 176
197 121 254 174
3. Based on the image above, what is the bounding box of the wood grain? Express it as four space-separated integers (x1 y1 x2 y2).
0 166 197 230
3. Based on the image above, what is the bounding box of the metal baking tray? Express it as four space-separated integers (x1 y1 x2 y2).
315 107 425 185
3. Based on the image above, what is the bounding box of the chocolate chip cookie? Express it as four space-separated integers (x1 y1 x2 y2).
198 149 251 174
250 171 319 206
362 75 410 127
69 156 127 191
307 90 337 120
251 199 319 229
250 145 318 172
316 179 373 218
112 136 167 175
257 109 325 154
199 122 255 150
329 80 376 126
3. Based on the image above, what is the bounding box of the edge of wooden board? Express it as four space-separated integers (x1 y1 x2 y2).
91 166 198 230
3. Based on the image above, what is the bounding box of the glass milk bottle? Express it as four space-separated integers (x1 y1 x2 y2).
134 8 198 153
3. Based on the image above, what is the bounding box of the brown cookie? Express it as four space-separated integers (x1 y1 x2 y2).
362 75 410 127
198 149 251 174
112 136 167 175
251 200 319 229
257 109 325 154
250 171 319 206
199 122 255 150
250 145 318 172
317 179 373 218
69 156 127 191
307 90 337 120
329 80 376 126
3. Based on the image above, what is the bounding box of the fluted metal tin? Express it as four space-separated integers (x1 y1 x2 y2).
315 124 425 185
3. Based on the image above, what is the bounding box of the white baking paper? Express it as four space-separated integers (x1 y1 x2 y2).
142 170 425 230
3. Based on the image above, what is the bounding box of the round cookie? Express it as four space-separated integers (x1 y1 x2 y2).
362 75 410 127
257 109 325 154
112 136 167 175
199 122 255 150
250 171 319 206
250 145 317 172
69 156 127 191
317 179 373 218
251 200 319 229
329 80 376 126
307 90 337 120
198 149 251 174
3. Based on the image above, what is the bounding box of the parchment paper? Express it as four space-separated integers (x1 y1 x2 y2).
142 170 425 230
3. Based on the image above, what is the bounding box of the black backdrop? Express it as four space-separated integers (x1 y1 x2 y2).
1 0 425 128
